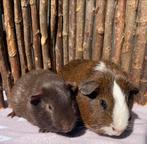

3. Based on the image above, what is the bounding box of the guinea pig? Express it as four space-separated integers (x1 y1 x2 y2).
8 69 78 133
58 59 139 136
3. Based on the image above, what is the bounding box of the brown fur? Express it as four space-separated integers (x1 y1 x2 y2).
9 69 78 133
58 60 139 135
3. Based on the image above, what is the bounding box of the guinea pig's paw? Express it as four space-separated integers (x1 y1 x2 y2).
39 128 50 133
7 111 16 118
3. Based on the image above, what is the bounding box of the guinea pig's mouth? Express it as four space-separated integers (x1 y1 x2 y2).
100 126 127 137
99 126 133 139
56 120 85 136
57 122 77 134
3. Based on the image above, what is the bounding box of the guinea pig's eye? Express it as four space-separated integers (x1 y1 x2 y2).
48 105 53 111
100 99 107 110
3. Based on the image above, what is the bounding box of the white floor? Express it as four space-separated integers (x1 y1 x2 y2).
0 104 147 144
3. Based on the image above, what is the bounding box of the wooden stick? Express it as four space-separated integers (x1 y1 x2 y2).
83 0 95 59
112 0 126 64
0 74 5 108
102 0 115 61
68 0 76 61
14 0 28 75
92 0 106 61
75 0 85 59
39 0 51 69
50 0 57 47
50 0 57 71
139 48 147 104
0 49 10 98
3 0 20 82
21 0 34 71
0 3 5 108
0 77 4 108
62 0 69 64
121 0 138 73
55 0 63 72
30 0 42 69
0 21 11 99
0 21 9 107
131 0 147 87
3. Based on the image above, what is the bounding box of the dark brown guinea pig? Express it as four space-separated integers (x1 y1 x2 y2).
8 69 78 133
58 60 139 136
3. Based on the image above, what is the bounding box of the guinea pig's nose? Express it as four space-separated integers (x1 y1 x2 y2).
61 124 71 133
112 127 124 135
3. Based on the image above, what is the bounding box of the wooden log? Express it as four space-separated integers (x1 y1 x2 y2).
0 49 10 97
50 0 57 70
3 0 20 82
102 0 115 61
30 0 42 69
92 0 106 61
68 0 76 61
121 0 138 73
83 0 95 60
0 21 9 107
39 0 51 69
50 0 57 47
14 0 28 75
0 2 5 108
140 48 147 105
75 0 85 59
0 21 11 99
131 0 147 87
112 0 126 64
55 0 63 72
0 74 5 108
62 0 69 64
21 0 34 71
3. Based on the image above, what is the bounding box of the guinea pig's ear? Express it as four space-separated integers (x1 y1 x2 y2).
30 92 43 106
79 80 99 96
65 81 78 94
129 85 139 96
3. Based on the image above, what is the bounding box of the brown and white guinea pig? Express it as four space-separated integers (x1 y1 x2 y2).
8 69 78 133
58 59 139 136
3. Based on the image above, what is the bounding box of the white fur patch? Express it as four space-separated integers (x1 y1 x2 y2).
112 81 129 131
101 80 129 136
95 61 107 72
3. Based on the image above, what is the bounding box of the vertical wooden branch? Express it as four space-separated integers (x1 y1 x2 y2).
50 0 57 47
21 0 34 71
102 0 115 61
0 75 5 108
121 0 138 73
62 0 69 64
140 48 147 104
75 0 85 59
83 0 95 59
14 0 27 75
0 5 5 108
68 0 76 61
40 0 51 69
112 0 126 64
30 0 42 69
50 0 57 71
92 0 106 61
0 22 11 99
55 0 63 72
0 77 4 108
0 26 9 107
3 0 20 82
131 0 147 87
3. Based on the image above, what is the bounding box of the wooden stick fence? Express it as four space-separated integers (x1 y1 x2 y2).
0 0 146 106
